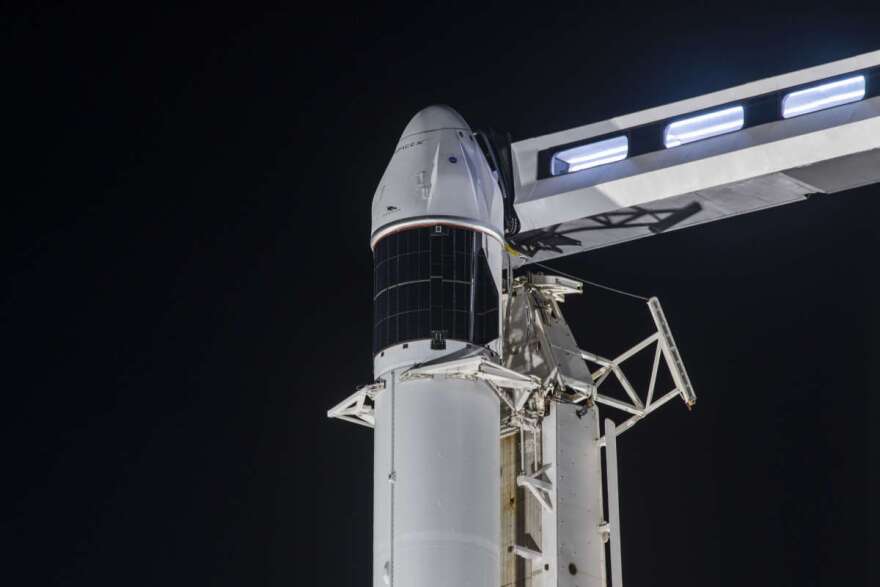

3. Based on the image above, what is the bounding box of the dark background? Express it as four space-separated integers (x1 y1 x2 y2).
3 2 878 585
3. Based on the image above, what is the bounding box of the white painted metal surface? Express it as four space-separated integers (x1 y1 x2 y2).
509 50 880 260
498 276 699 587
542 402 606 587
373 370 500 587
326 382 382 428
649 298 696 408
604 420 623 587
334 270 699 587
516 50 880 165
371 105 505 248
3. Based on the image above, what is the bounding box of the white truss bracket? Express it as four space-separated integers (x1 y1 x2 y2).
559 373 595 399
560 296 697 441
516 463 554 512
401 354 544 423
649 297 697 407
605 419 624 587
510 544 543 561
509 273 597 404
326 381 384 428
598 387 683 446
528 273 583 301
598 521 610 543
401 355 541 391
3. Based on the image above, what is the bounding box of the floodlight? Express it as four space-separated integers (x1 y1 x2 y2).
551 136 628 175
663 106 744 148
782 75 866 118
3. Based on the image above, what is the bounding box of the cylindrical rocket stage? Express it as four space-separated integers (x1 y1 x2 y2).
373 373 500 587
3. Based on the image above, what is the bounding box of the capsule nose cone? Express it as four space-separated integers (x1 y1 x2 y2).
401 105 470 138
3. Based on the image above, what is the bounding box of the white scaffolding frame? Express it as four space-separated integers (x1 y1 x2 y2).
326 381 384 428
554 296 697 444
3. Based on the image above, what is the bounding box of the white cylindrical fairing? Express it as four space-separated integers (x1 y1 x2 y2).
373 372 500 587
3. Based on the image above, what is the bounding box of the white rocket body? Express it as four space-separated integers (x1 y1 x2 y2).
370 106 505 587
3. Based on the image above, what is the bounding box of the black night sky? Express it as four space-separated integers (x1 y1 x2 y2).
4 2 878 585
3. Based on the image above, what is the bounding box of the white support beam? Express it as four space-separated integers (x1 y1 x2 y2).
611 364 644 410
542 403 606 587
595 393 643 417
509 50 880 261
402 355 541 391
511 544 543 562
612 332 659 366
605 419 623 587
327 383 383 428
576 297 696 437
646 342 663 408
649 297 697 407
600 388 681 445
517 464 554 513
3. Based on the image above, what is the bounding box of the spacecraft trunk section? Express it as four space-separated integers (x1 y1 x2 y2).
373 226 500 355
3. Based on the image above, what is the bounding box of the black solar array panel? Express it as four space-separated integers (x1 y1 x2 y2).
373 226 498 354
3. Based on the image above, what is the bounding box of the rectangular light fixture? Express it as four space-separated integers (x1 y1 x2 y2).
663 106 744 148
782 75 866 119
551 135 628 175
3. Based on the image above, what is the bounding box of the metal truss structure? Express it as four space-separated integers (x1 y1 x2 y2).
498 273 696 587
326 50 880 587
329 272 698 587
326 382 383 428
501 273 695 436
510 50 880 263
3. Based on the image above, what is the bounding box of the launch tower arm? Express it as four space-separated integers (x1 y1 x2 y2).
508 50 880 262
